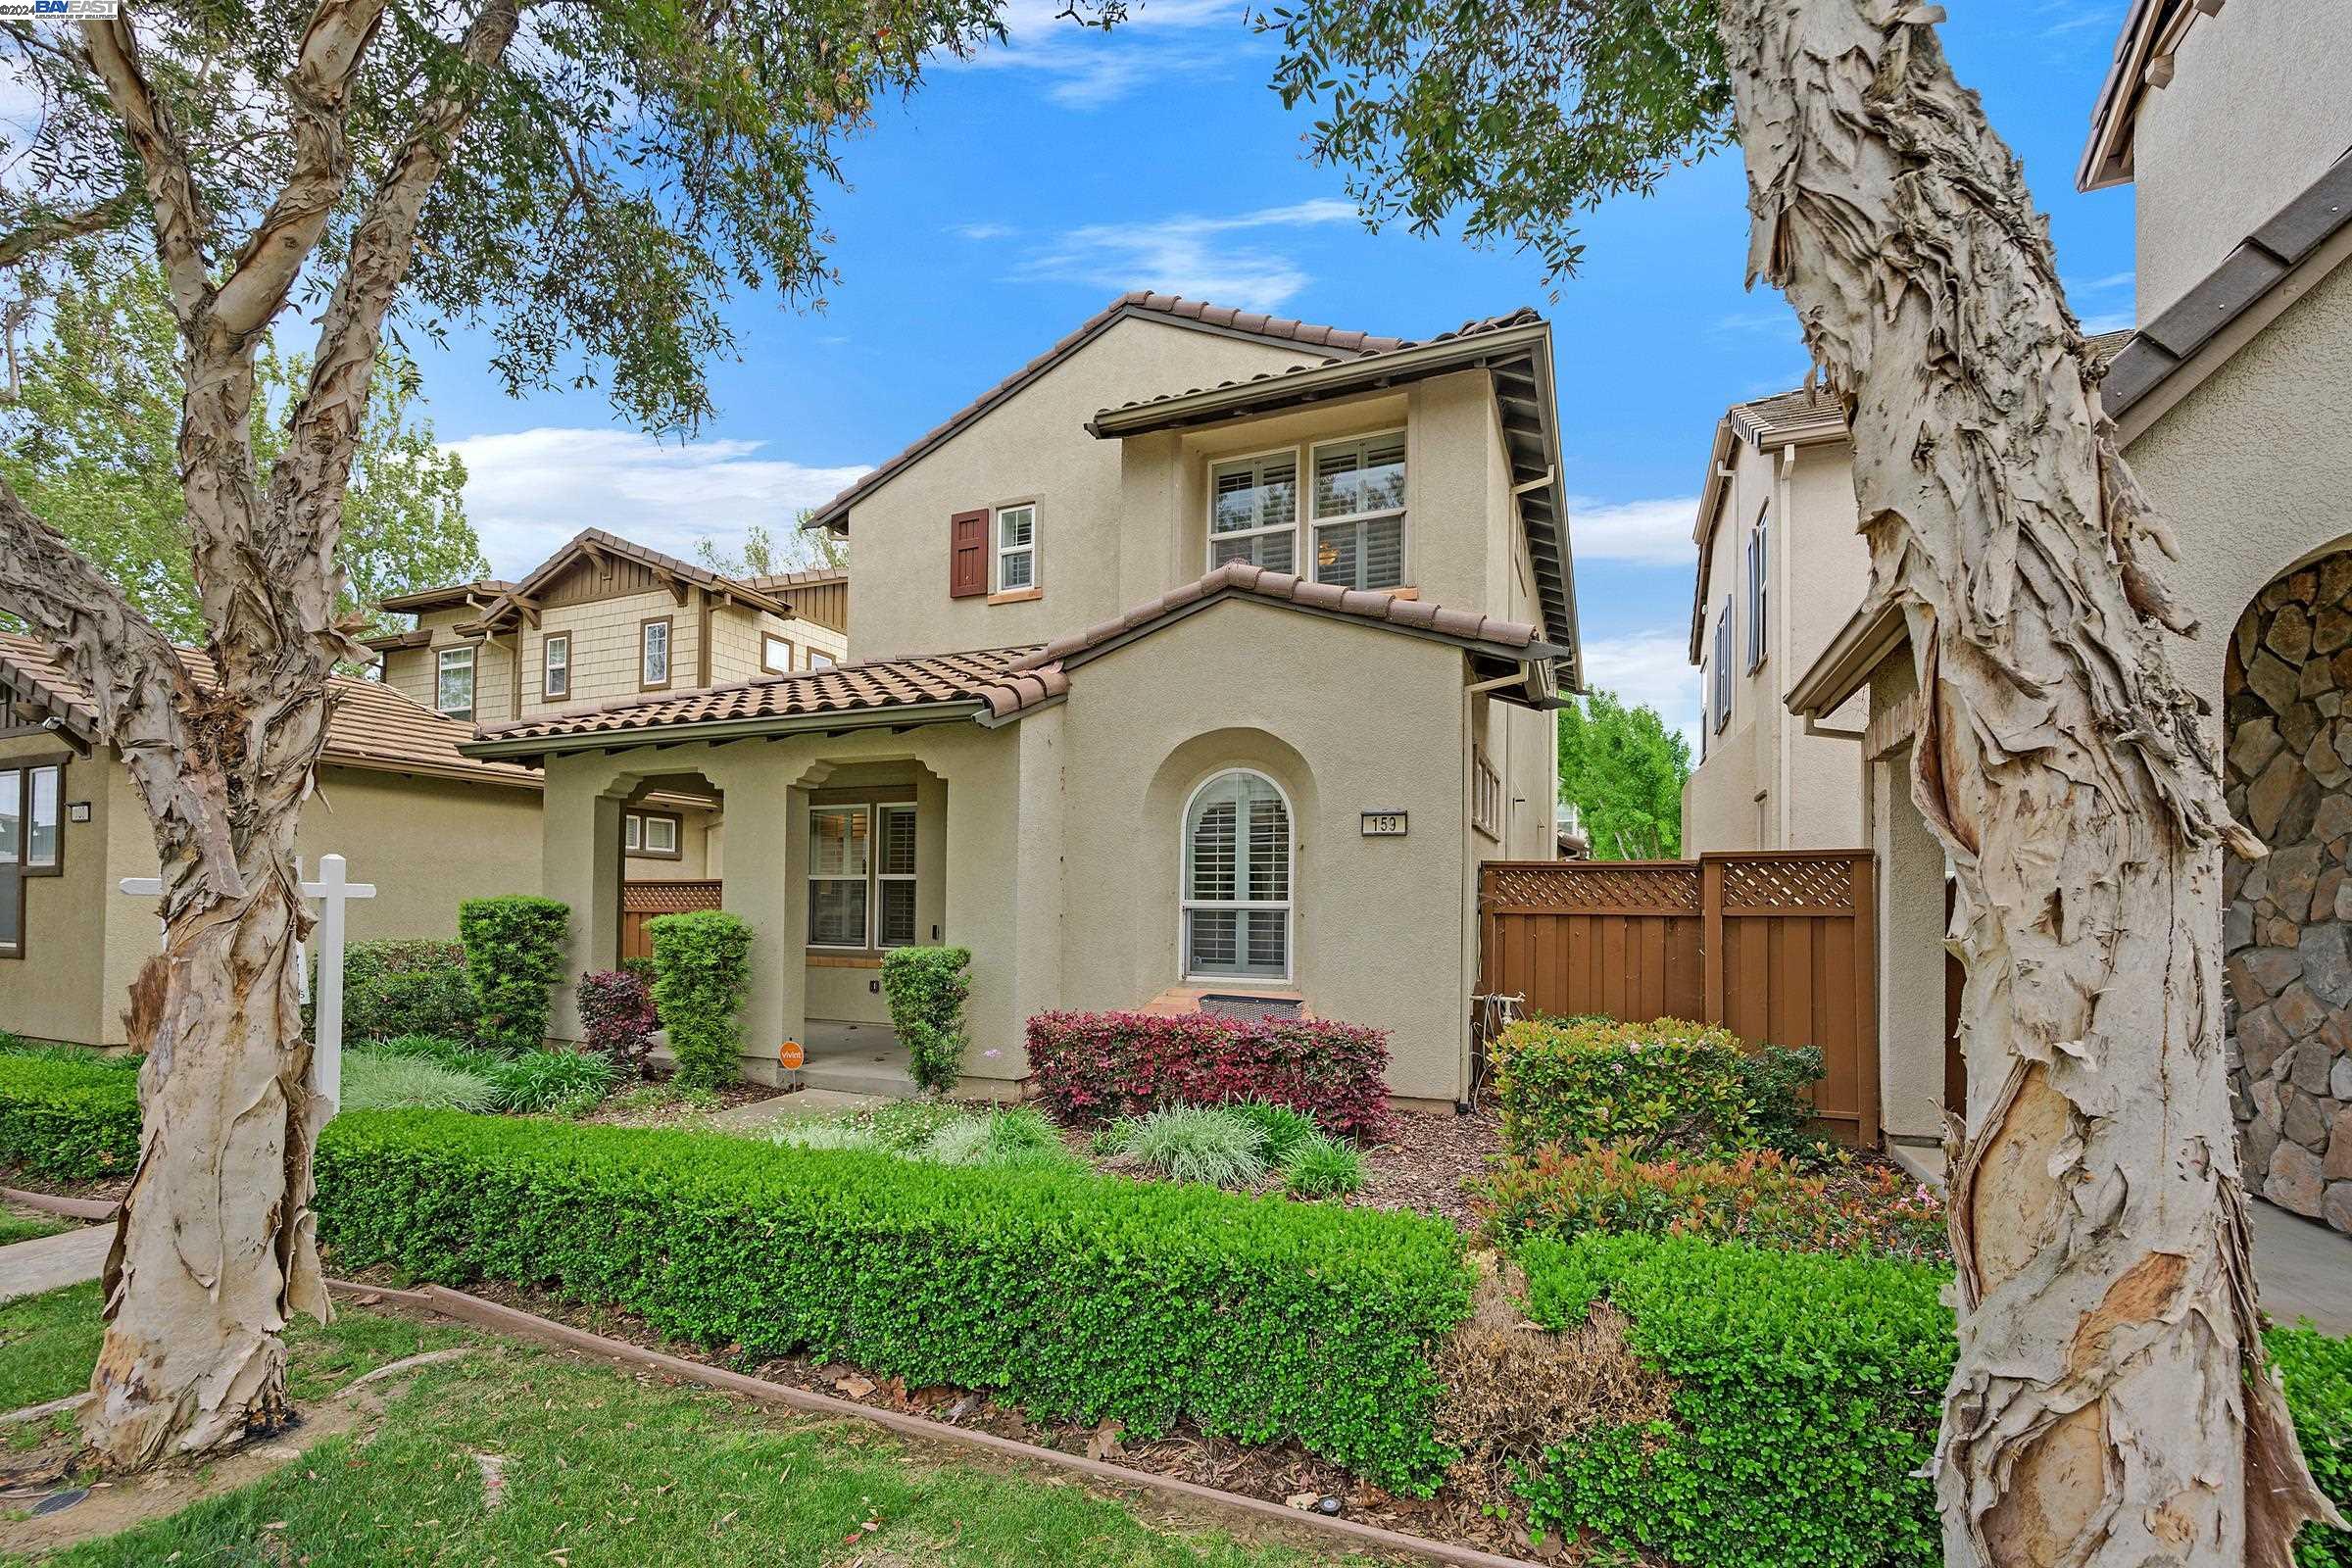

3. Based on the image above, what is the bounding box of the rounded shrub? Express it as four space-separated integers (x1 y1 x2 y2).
575 968 660 1075
879 947 971 1094
457 897 571 1054
647 909 752 1092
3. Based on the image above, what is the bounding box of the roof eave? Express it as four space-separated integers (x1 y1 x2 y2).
1787 597 1907 721
1083 321 1551 438
460 698 990 762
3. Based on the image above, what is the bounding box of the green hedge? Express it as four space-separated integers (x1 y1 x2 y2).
314 1109 1471 1489
2276 1324 2352 1568
879 947 970 1093
458 897 570 1054
318 940 476 1044
647 909 751 1091
1491 1015 1820 1157
0 1052 140 1180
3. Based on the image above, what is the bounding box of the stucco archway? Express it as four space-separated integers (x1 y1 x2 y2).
2222 545 2352 1232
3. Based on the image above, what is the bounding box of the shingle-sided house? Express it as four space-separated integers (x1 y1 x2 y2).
461 294 1582 1107
0 633 544 1048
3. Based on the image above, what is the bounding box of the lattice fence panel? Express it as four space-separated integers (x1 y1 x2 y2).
1483 862 1701 912
1718 856 1858 912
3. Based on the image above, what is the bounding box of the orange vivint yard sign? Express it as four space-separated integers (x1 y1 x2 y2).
778 1040 806 1071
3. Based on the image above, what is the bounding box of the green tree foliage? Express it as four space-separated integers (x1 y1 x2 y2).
695 512 849 579
1555 690 1690 860
0 263 484 645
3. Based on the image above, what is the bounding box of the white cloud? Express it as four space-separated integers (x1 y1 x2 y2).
953 221 1016 241
443 427 869 578
956 0 1245 109
1579 630 1703 755
1568 495 1699 567
1013 197 1361 312
2079 308 2135 334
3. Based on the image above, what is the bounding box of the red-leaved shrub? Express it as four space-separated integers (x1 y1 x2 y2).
576 967 659 1076
1025 1009 1395 1141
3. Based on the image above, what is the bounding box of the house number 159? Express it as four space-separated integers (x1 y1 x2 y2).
1360 810 1407 837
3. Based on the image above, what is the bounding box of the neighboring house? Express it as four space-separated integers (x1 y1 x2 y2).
0 632 542 1048
1788 0 2352 1230
1681 386 1870 853
460 292 1580 1108
370 537 852 886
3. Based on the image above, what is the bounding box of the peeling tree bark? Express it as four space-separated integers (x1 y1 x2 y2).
1713 3 2337 1564
0 0 515 1469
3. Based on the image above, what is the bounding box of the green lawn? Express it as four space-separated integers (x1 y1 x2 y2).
0 1214 69 1248
0 1285 1360 1567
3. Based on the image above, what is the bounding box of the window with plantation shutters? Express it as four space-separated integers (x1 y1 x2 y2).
1182 769 1292 981
1310 432 1406 591
1208 452 1298 572
808 804 871 947
877 803 918 947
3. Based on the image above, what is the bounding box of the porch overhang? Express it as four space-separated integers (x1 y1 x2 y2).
1788 596 1908 722
461 699 989 765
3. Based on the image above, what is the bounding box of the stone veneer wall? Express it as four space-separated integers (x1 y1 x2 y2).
2223 551 2352 1234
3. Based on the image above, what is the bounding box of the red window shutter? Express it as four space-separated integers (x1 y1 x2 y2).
949 510 989 599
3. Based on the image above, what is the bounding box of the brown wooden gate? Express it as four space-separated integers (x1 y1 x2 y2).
1478 851 1880 1146
621 879 723 960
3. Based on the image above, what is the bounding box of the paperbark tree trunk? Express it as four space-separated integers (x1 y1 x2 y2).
0 1 515 1467
1713 4 2336 1564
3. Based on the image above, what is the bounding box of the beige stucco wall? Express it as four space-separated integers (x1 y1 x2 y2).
0 750 543 1049
842 317 1334 662
1862 655 1949 1148
1682 437 1870 854
623 801 718 881
2131 2 2352 319
2131 255 2352 739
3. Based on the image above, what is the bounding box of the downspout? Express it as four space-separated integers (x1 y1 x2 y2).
1776 441 1796 844
1460 667 1531 1112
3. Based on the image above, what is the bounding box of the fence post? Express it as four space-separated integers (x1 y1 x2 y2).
1700 856 1726 1027
1850 851 1882 1149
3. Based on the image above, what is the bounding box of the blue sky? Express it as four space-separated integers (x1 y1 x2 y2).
415 0 2140 746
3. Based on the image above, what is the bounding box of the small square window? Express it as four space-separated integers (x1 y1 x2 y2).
762 634 795 673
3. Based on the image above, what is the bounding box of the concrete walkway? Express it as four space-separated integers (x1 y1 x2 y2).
0 1222 108 1303
706 1086 895 1132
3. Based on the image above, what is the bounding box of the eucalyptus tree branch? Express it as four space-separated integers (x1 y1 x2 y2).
0 478 242 906
0 190 140 269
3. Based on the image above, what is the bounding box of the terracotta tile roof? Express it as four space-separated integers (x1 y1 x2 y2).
1089 307 1545 421
0 632 539 790
803 293 1408 530
472 647 1048 745
466 563 1551 748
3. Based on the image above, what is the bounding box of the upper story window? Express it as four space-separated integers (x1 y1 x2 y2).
1711 603 1734 734
808 650 835 670
762 634 795 674
435 647 475 719
996 504 1038 592
640 616 671 689
1310 432 1406 592
1208 452 1298 573
542 633 570 700
1745 505 1769 672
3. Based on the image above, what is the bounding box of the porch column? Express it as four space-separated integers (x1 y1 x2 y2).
542 752 626 1042
1874 743 1949 1148
702 745 806 1084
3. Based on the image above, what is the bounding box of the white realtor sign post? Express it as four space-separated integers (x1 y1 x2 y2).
117 854 376 1115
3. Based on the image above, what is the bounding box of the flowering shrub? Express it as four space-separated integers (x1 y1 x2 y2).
575 968 659 1076
1476 1143 1948 1261
1026 1010 1394 1141
1491 1014 1819 1157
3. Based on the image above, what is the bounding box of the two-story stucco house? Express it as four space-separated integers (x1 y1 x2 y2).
369 538 851 887
1787 0 2352 1229
1681 386 1869 854
457 293 1581 1107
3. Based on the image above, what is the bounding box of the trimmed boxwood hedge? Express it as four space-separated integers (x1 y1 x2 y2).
314 1110 1472 1489
0 1051 140 1180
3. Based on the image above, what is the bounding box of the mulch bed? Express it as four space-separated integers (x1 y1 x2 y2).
1355 1104 1505 1228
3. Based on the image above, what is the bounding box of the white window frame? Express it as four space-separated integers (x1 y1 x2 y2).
1472 750 1503 841
808 802 873 951
1712 602 1734 734
642 812 678 857
640 618 671 688
875 800 918 949
1179 768 1295 985
623 812 640 852
1745 504 1769 672
1307 428 1409 592
808 650 835 670
1206 445 1301 573
543 632 570 699
995 503 1038 593
435 646 475 719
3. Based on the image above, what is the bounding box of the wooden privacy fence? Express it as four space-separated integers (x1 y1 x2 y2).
1478 851 1880 1146
621 879 722 960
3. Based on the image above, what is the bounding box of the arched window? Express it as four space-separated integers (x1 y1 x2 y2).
1182 770 1292 981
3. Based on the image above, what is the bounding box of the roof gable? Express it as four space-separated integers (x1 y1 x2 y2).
802 293 1408 532
469 528 786 628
